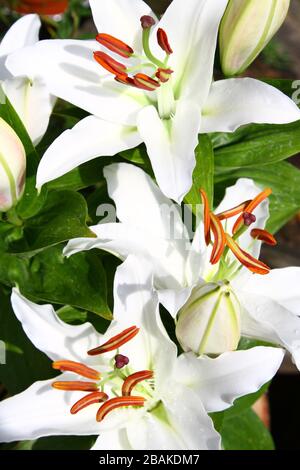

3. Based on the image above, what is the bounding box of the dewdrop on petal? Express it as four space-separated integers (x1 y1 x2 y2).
0 118 26 212
220 0 290 76
176 282 241 356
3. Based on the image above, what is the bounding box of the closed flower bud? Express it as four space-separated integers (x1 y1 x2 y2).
176 282 241 355
0 118 26 212
220 0 290 76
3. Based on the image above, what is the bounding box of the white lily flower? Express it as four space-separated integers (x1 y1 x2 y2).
5 0 300 202
0 255 283 449
64 163 300 368
0 14 55 144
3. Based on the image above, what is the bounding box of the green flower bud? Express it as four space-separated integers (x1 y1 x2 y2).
220 0 290 76
0 118 26 212
176 282 241 355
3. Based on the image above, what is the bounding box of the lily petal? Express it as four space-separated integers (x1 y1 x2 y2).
89 0 156 52
36 116 141 187
2 76 55 145
158 0 228 105
0 14 40 57
92 430 131 450
176 347 284 413
137 101 201 203
6 39 148 125
10 289 102 362
202 78 300 133
238 289 300 370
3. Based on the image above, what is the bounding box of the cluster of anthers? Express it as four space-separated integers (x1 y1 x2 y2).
200 188 277 275
94 15 173 92
52 326 153 422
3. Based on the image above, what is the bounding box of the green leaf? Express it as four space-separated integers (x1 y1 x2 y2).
9 190 95 253
184 135 214 208
262 78 299 100
0 245 112 320
215 161 300 233
221 408 275 450
214 121 300 169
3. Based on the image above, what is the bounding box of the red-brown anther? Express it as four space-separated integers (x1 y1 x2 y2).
210 213 226 265
122 370 154 397
52 381 99 392
52 360 101 381
157 28 173 54
243 212 256 227
133 73 160 91
96 396 145 422
88 326 140 356
155 68 174 83
115 354 130 369
216 201 251 221
232 188 272 234
94 51 127 76
251 229 277 246
140 15 156 29
200 189 211 246
114 74 136 87
96 33 133 58
225 234 270 275
70 391 108 415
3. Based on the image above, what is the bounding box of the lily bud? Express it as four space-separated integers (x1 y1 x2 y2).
220 0 290 76
176 282 241 355
0 118 26 212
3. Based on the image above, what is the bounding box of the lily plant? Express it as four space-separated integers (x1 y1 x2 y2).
0 255 284 449
64 163 300 367
5 0 300 202
0 14 54 144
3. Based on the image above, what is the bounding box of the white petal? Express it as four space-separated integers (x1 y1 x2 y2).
215 178 269 259
2 77 55 144
158 0 228 105
176 347 284 413
137 101 201 203
0 377 103 442
202 78 300 133
0 15 40 57
111 255 177 373
90 0 156 51
6 39 148 125
240 267 300 315
10 289 102 362
238 289 300 370
157 287 193 319
64 222 187 290
92 431 131 450
36 116 141 187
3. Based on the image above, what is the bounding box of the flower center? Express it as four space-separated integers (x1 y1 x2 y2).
200 188 277 280
93 16 176 119
51 326 154 422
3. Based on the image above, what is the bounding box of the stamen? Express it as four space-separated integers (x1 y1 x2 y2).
233 188 272 234
200 189 211 246
225 234 270 275
133 73 160 91
216 201 251 220
52 360 101 380
157 28 173 54
155 68 174 83
140 15 156 29
115 354 130 369
88 326 140 356
52 381 99 392
96 33 133 58
70 391 108 415
122 370 154 397
242 212 256 227
251 229 277 246
96 396 145 422
114 74 136 87
94 51 127 76
210 213 226 265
